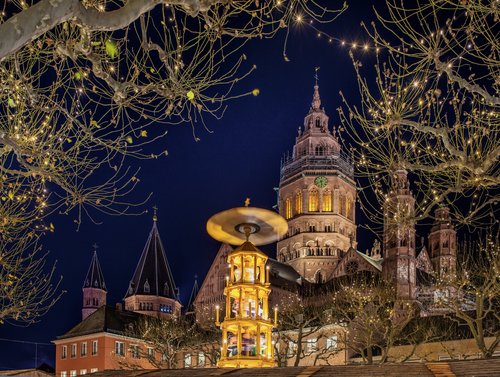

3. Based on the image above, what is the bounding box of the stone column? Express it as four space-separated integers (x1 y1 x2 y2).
333 189 339 214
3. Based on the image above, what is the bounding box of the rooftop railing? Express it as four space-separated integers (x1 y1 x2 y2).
280 152 354 181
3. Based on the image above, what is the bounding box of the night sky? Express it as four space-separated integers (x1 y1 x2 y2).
1 1 380 370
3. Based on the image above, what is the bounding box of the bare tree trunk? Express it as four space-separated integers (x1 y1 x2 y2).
294 326 304 367
366 346 373 365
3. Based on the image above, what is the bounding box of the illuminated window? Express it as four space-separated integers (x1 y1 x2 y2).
131 345 140 359
160 304 173 313
80 370 87 376
306 338 317 352
295 191 303 214
80 342 87 357
70 371 76 377
326 335 338 349
115 341 125 357
285 198 292 219
60 372 67 377
308 189 319 212
287 341 297 356
322 189 332 212
198 352 205 367
184 353 192 368
90 370 98 374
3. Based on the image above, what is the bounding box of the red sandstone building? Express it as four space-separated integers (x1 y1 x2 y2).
54 83 475 375
53 215 183 376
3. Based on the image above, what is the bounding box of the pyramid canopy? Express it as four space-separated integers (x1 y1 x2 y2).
83 250 106 291
125 219 178 300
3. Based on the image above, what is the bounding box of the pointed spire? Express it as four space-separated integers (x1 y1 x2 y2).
312 67 321 110
153 205 158 222
83 247 106 291
125 216 178 300
186 275 199 314
312 84 321 110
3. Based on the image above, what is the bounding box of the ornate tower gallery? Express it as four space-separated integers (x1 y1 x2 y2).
277 82 357 283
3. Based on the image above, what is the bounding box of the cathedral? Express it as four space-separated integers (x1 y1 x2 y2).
53 81 460 376
194 81 458 319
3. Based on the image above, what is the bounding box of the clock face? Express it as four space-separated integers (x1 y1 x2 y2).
314 176 328 188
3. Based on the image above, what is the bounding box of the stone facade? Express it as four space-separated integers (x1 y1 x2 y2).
382 169 418 301
276 83 357 283
428 207 457 277
55 216 182 375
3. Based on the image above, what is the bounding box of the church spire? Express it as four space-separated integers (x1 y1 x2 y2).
311 67 321 110
311 83 321 110
125 215 178 301
83 247 106 291
82 246 107 320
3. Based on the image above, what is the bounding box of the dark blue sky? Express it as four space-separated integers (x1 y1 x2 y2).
1 1 379 369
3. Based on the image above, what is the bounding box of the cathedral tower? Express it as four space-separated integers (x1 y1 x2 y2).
124 212 182 317
82 249 107 320
277 82 356 283
428 207 457 277
382 169 417 301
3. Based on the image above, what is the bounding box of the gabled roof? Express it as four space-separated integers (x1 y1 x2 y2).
194 242 233 307
56 305 143 340
125 219 178 300
267 258 302 287
185 276 199 314
334 247 383 276
83 250 106 291
355 250 383 272
416 246 434 274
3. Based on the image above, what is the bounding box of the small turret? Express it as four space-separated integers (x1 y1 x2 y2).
82 247 107 320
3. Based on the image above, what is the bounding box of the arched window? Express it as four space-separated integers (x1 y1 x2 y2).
322 189 332 212
285 198 292 219
144 279 150 293
339 194 346 217
346 196 354 220
308 188 319 212
315 145 325 156
315 271 325 284
295 191 303 215
315 118 321 128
